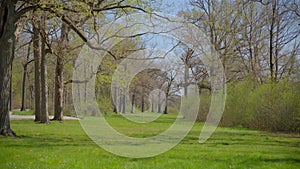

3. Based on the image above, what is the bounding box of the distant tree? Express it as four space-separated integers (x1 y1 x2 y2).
0 0 152 136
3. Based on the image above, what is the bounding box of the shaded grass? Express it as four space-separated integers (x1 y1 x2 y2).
0 114 299 169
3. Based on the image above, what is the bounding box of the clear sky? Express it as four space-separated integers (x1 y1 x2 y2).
158 0 190 15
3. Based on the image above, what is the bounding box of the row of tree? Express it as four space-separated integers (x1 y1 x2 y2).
0 0 155 136
1 0 300 136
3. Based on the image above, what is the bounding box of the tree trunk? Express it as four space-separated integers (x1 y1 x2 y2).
33 21 41 122
151 95 154 112
274 4 280 81
0 1 17 136
164 85 171 114
9 63 12 111
163 95 168 114
131 92 135 113
119 88 123 113
20 65 27 111
53 23 68 121
53 56 64 120
122 64 126 114
21 42 31 111
183 48 192 96
184 65 189 96
122 90 125 114
269 1 277 82
40 14 49 123
141 93 145 112
113 85 118 113
157 90 161 113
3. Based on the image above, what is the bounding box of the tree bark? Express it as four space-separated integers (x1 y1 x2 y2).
157 90 161 113
53 56 64 120
113 85 118 113
122 90 125 114
122 64 126 114
163 83 171 114
131 92 135 113
0 0 17 136
20 64 27 111
163 95 168 114
151 95 154 112
269 0 277 82
33 20 41 122
40 14 49 123
20 44 31 111
184 65 189 96
9 63 12 111
53 23 68 121
118 88 122 113
141 93 145 112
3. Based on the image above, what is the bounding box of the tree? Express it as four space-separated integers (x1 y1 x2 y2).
162 70 177 114
0 0 151 135
53 22 68 121
188 0 240 81
20 41 33 111
40 13 49 123
0 0 21 136
33 15 42 122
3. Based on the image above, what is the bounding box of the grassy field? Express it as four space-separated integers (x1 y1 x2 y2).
11 110 34 116
0 114 299 169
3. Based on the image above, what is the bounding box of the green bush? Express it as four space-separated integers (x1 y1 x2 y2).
222 79 257 127
196 90 211 122
221 79 300 133
247 81 300 132
97 96 113 115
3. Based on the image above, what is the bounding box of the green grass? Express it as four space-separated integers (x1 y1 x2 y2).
12 110 34 115
0 114 299 169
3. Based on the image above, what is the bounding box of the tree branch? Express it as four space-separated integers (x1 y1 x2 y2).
16 5 38 20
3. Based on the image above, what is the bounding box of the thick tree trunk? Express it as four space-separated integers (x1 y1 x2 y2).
151 95 154 112
163 95 168 114
53 56 64 120
53 23 68 121
40 15 49 123
0 1 17 136
21 43 31 111
183 49 193 96
164 85 171 114
33 21 41 122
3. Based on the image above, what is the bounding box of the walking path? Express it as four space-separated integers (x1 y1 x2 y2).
10 112 79 120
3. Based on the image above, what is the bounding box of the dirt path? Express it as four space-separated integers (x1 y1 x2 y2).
10 112 79 120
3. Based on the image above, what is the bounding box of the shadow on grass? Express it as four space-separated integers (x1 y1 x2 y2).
6 134 94 148
261 158 300 163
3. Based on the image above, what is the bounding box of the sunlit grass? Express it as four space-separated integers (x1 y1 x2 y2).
0 114 299 169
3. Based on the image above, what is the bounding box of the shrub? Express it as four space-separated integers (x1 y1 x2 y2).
222 79 257 127
247 81 300 132
203 78 300 133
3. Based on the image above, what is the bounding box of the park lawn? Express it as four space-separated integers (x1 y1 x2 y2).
12 110 34 116
0 114 299 169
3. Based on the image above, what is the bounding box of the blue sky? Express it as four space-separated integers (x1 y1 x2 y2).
158 0 189 15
